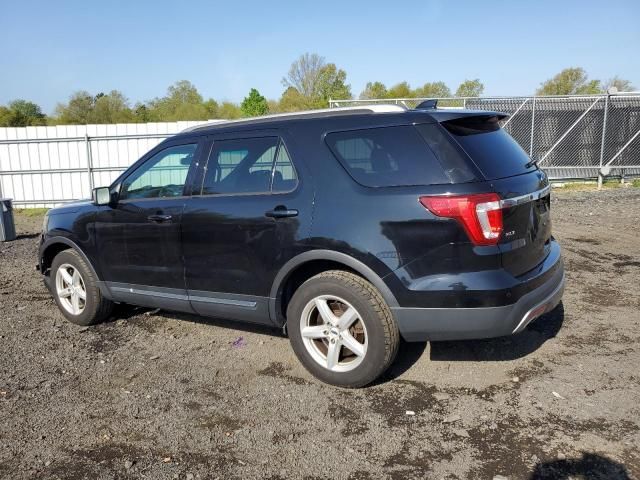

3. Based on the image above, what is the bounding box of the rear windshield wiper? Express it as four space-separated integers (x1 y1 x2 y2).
525 158 539 169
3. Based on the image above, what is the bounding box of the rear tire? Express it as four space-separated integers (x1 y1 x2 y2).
287 270 399 388
50 249 113 326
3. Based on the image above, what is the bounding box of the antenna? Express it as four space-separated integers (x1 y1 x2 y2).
415 99 438 110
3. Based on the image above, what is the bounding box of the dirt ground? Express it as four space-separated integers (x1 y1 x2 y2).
1 187 639 480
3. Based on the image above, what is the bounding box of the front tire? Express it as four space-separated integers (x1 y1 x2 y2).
50 249 113 326
287 270 399 388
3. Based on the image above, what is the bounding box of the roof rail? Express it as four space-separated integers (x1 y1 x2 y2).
181 104 407 132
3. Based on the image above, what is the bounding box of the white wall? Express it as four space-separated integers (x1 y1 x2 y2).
0 120 218 207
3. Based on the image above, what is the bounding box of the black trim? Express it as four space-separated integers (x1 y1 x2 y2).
393 267 564 341
189 289 271 326
104 282 272 325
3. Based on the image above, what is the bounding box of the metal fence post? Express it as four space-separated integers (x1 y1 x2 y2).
85 134 94 192
529 96 536 157
597 94 610 190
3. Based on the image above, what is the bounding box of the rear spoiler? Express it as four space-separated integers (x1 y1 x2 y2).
418 107 508 125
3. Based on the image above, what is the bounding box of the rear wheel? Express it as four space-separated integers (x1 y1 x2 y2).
287 270 399 388
50 250 113 326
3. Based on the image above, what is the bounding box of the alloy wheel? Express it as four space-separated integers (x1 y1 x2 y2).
299 295 368 372
55 263 87 315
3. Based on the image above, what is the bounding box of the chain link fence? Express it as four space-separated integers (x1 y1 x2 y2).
330 94 640 180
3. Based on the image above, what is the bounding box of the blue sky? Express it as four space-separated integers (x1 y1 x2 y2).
1 0 638 114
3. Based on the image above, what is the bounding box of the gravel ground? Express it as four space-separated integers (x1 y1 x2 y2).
1 187 639 480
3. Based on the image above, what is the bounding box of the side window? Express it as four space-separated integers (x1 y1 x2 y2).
271 142 298 193
201 137 298 195
202 137 278 195
120 144 197 200
326 126 475 187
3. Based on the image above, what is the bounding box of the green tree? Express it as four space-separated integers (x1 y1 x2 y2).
93 90 135 123
240 88 269 117
386 82 413 98
133 103 151 122
537 68 601 95
145 80 210 121
0 106 10 126
55 90 134 124
360 81 388 99
0 100 47 126
203 99 219 119
414 81 451 98
603 76 635 93
316 63 351 106
455 79 484 97
55 91 98 124
282 53 351 109
218 101 242 119
278 86 309 112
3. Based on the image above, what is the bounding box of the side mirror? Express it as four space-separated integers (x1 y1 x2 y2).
93 187 114 206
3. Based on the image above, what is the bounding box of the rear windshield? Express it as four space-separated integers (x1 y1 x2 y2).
325 125 477 187
442 116 536 180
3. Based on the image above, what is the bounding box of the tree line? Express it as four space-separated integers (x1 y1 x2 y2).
0 52 635 127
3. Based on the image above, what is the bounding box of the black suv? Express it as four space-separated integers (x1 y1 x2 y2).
38 105 564 387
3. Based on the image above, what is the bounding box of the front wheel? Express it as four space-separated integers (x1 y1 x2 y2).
287 270 399 388
50 249 113 326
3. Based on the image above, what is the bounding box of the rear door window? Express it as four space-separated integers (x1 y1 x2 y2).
325 125 476 187
200 137 298 195
441 115 536 180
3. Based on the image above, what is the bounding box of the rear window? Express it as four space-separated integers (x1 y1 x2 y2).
326 125 476 187
442 116 536 180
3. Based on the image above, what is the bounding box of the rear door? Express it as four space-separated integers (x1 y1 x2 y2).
181 129 313 325
440 115 552 276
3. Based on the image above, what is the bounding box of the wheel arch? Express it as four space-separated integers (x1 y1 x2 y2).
40 237 112 300
269 250 399 327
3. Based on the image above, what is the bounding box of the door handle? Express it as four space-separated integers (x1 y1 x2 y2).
265 206 298 219
147 214 173 223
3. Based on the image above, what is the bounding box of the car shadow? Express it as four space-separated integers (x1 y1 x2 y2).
375 339 429 384
116 304 281 337
110 302 564 376
529 452 631 479
429 302 565 362
15 233 40 240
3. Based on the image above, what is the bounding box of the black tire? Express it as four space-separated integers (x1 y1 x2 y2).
50 249 113 326
287 270 400 388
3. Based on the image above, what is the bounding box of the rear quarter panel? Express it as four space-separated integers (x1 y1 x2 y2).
295 122 504 306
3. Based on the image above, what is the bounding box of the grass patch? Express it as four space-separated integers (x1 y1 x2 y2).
14 208 49 217
552 179 640 191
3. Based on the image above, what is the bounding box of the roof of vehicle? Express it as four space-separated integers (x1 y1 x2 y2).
177 105 507 137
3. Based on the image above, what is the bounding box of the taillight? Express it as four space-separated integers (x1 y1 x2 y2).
419 193 503 246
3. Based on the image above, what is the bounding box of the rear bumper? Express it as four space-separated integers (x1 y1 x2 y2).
392 254 565 341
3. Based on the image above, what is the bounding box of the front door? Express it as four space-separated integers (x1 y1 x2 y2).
95 139 203 311
182 131 313 325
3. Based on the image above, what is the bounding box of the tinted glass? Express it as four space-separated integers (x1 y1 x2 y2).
326 125 475 187
415 124 477 183
120 144 197 200
202 137 278 195
442 117 535 180
272 143 298 193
